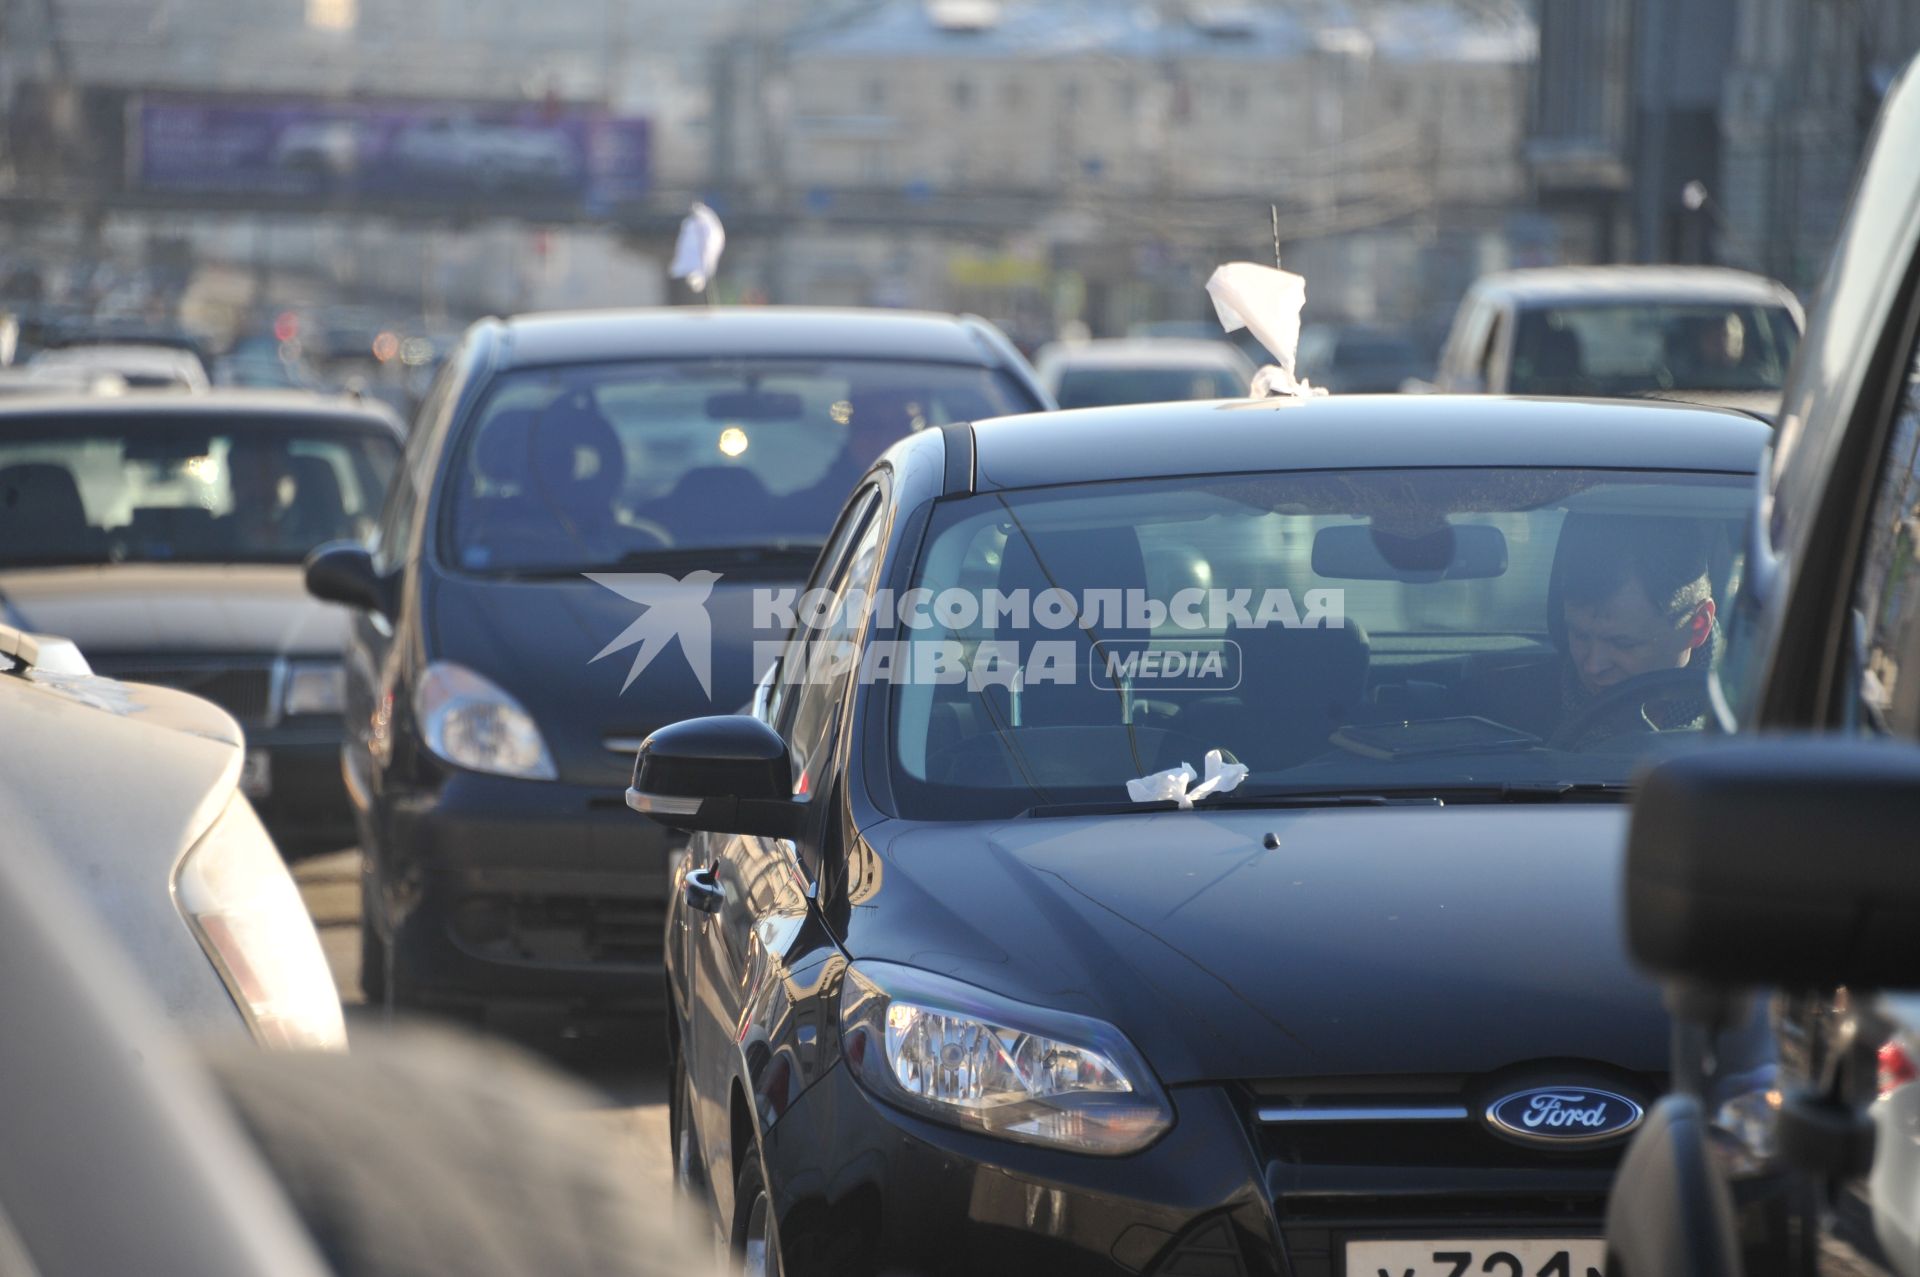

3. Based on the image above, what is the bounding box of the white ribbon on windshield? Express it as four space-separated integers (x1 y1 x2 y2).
1126 749 1250 809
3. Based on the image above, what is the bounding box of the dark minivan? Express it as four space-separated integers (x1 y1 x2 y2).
306 307 1048 1018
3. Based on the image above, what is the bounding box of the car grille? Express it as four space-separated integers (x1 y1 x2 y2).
451 894 667 968
1243 1076 1651 1277
90 656 275 724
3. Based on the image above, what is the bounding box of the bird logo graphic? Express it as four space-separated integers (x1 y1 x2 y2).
586 570 721 698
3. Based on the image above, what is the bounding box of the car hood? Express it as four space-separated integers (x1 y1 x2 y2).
429 572 794 787
0 565 348 659
853 803 1666 1085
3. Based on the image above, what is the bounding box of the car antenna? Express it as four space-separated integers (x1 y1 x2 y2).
1271 204 1282 270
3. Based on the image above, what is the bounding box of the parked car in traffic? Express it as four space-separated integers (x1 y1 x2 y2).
0 392 404 851
1607 52 1920 1277
632 393 1797 1276
1431 266 1804 415
302 307 1050 1022
1296 322 1431 393
0 622 345 1047
29 342 211 392
1035 337 1255 408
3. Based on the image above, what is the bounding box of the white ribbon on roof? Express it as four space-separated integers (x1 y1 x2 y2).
670 202 726 294
1206 262 1326 400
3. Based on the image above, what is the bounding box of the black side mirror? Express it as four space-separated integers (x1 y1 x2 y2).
626 715 803 839
304 542 394 619
1626 737 1920 990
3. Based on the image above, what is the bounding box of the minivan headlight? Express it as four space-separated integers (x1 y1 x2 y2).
174 796 347 1050
839 962 1173 1155
415 661 557 780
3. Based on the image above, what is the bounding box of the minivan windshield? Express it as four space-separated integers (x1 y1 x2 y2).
0 417 399 567
886 466 1754 820
444 358 1037 574
1510 303 1799 397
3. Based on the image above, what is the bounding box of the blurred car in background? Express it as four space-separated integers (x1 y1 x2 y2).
0 622 345 1048
304 306 1049 1023
1297 322 1432 393
0 392 403 851
0 365 128 397
1430 266 1804 414
215 336 324 391
30 342 212 392
1035 337 1255 408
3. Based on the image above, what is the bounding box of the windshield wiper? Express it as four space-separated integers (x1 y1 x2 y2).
1018 781 1629 819
1021 792 1445 819
490 542 824 579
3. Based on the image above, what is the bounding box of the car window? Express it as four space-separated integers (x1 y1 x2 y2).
780 492 887 802
887 466 1752 821
1510 303 1800 397
764 485 882 732
373 360 458 573
1845 328 1920 735
0 418 400 567
441 358 1030 575
1053 366 1248 409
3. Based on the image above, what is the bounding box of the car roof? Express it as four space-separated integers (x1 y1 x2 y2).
1039 339 1253 370
1466 266 1800 311
0 389 405 434
32 343 201 370
967 395 1770 491
495 306 1020 370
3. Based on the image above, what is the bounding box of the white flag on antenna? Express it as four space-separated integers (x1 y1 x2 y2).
1205 262 1323 398
670 202 726 293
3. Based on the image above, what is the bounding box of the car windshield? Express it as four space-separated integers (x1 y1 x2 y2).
444 358 1037 574
886 466 1753 821
0 418 399 567
1511 303 1798 397
1053 366 1247 409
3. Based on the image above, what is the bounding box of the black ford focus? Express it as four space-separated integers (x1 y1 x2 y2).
635 396 1791 1277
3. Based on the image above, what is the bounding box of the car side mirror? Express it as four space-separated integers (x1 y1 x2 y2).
1625 738 1920 990
626 715 804 839
304 542 395 620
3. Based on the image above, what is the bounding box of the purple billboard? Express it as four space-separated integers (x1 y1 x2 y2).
131 94 650 212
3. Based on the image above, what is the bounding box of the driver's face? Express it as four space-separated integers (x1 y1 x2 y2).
1564 580 1703 695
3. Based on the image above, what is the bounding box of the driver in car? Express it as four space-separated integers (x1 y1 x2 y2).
1549 515 1718 745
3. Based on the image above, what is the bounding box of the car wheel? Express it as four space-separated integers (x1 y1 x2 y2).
358 869 387 1006
670 1048 707 1195
733 1151 783 1277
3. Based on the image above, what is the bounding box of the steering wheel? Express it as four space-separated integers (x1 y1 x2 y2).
1549 665 1712 751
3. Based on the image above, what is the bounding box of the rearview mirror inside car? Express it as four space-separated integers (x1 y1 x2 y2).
1625 738 1920 990
304 541 394 619
627 715 804 839
1312 522 1508 582
706 390 804 422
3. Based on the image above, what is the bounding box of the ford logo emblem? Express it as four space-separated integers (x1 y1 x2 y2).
1484 1087 1644 1147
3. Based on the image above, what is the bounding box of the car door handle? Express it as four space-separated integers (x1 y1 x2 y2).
684 866 725 916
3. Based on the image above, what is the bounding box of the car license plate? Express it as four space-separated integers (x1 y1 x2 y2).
1345 1239 1604 1277
240 750 272 799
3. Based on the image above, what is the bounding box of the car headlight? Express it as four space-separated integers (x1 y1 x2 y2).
414 661 557 780
839 962 1173 1155
282 660 346 716
173 796 347 1050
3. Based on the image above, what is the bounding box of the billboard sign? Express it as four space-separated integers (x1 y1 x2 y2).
131 94 650 212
